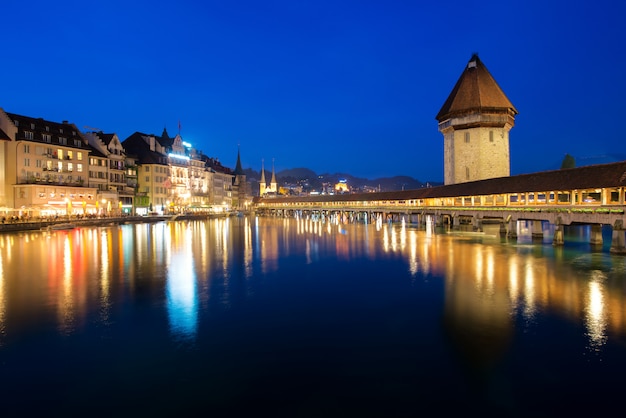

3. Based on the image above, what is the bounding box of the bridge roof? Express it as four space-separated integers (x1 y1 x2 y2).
256 160 626 204
436 54 518 121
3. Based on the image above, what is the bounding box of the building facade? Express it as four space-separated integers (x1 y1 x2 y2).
0 109 98 217
0 107 246 217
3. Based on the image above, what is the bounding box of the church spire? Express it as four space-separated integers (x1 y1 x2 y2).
234 145 244 175
259 159 267 196
260 159 266 183
270 158 277 185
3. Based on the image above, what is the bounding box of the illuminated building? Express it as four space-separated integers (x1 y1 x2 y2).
259 158 278 196
0 109 98 217
436 54 518 185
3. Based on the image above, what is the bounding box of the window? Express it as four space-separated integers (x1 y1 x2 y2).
45 126 49 132
67 151 73 160
30 123 35 129
59 137 67 145
74 139 81 147
146 176 150 182
464 132 470 143
145 166 150 172
23 144 30 153
465 167 470 180
25 131 34 140
36 160 42 168
77 152 83 161
43 134 51 143
68 163 73 172
24 158 30 167
77 163 83 173
489 131 494 142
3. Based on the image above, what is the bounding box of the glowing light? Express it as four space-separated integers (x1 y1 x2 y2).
168 153 190 161
585 272 607 350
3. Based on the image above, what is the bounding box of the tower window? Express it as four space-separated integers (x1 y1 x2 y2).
489 131 494 142
466 167 470 180
464 132 470 143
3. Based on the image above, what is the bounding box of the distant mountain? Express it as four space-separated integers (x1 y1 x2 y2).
242 167 439 196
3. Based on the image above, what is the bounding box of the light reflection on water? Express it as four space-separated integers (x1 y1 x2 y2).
0 217 625 414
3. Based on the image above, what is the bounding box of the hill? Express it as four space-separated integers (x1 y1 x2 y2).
243 167 439 196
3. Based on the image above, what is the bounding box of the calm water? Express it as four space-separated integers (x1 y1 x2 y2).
0 216 625 417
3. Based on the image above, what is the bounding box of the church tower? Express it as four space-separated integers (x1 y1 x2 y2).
436 54 518 185
259 159 267 196
233 146 247 208
269 158 277 194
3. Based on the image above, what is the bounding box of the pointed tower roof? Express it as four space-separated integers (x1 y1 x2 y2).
260 159 266 183
436 54 518 121
270 159 277 184
234 146 244 175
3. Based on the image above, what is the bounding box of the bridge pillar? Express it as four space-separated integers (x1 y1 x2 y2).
532 220 544 239
610 220 626 254
507 219 517 239
553 217 564 246
499 221 508 236
452 214 460 230
473 216 483 232
590 224 603 246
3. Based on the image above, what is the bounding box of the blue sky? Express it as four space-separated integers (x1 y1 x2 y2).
2 0 625 182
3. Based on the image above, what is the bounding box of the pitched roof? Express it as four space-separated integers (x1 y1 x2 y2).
0 128 10 141
122 132 168 165
436 54 518 121
234 147 244 175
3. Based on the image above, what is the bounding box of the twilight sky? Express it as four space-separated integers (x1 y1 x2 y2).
2 0 625 182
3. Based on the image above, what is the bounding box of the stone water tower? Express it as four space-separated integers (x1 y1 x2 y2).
436 54 518 185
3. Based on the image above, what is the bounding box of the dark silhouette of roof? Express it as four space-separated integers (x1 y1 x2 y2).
234 147 244 176
0 128 10 141
121 132 169 165
5 112 86 145
436 54 518 121
96 132 116 146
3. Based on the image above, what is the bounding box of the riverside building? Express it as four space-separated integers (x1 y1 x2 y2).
0 107 247 218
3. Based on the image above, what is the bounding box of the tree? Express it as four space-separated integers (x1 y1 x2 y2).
561 154 576 169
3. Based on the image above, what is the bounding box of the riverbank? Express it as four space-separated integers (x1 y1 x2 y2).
0 212 243 233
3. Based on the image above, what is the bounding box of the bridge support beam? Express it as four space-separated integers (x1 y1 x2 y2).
473 216 483 232
507 219 517 239
452 215 460 230
610 220 626 254
532 220 544 239
553 217 564 246
590 224 603 246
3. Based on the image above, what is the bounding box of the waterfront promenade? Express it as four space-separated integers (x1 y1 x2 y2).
0 213 227 233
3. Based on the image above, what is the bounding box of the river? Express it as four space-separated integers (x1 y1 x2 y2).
0 216 625 417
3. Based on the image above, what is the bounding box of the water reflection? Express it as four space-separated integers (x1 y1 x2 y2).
0 218 623 357
166 222 198 341
585 271 607 351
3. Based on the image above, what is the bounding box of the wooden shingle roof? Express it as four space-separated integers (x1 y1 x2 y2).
436 54 518 121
